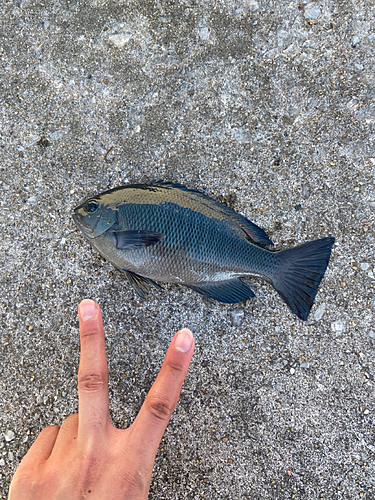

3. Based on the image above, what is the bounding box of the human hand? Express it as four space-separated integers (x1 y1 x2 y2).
8 299 195 499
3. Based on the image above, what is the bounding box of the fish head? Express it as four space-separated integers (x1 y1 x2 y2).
73 195 118 239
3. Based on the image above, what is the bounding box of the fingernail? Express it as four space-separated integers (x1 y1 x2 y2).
175 329 193 353
79 300 97 321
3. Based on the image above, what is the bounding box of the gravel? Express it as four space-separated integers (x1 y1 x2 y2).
0 1 374 499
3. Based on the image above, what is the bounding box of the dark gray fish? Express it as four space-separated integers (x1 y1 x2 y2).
73 182 335 321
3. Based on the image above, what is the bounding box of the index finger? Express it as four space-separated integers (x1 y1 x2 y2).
77 299 110 441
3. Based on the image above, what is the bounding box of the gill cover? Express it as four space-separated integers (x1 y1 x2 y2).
73 197 118 239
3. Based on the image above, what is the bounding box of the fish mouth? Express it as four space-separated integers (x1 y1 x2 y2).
72 210 87 229
72 209 97 238
72 211 80 224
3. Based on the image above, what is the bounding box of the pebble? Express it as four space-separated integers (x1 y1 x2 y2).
352 36 361 47
0 458 4 466
248 0 259 11
27 196 37 206
290 368 295 375
197 26 210 41
8 451 14 461
361 263 370 271
304 5 321 20
301 183 310 199
368 330 375 339
107 32 132 49
4 430 15 442
331 319 348 333
300 362 310 369
230 308 245 325
314 303 326 321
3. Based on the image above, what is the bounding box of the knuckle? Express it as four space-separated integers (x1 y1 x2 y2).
60 413 78 430
146 395 174 422
11 466 60 497
64 413 78 424
166 358 185 375
9 471 31 495
78 370 106 393
121 467 149 494
81 324 100 338
41 424 60 434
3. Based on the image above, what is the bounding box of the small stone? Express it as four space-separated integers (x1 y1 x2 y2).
290 368 295 375
331 319 348 333
197 26 210 41
8 451 14 461
247 0 259 11
368 330 375 339
304 5 321 20
301 183 310 199
4 430 15 442
0 458 5 466
37 137 50 148
107 32 132 49
364 409 369 415
27 197 37 206
352 36 361 47
230 308 244 325
361 263 370 271
314 303 326 321
300 362 310 369
369 271 375 280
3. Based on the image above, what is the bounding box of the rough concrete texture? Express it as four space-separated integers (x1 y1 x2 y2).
0 0 374 498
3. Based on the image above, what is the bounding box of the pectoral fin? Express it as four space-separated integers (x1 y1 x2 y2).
186 279 255 304
124 270 163 299
112 230 165 250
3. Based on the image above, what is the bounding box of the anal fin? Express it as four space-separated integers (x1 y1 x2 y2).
186 279 255 304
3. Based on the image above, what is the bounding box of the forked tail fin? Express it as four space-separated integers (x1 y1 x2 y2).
271 237 335 321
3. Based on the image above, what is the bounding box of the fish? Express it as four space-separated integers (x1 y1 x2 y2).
73 182 335 321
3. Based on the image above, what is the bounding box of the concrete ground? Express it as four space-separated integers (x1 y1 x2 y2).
0 0 374 498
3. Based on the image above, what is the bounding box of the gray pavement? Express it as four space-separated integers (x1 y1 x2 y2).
0 0 374 498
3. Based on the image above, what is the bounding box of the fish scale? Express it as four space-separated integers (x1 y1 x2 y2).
73 182 334 321
118 202 269 283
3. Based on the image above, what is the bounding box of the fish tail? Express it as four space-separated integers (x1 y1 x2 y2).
271 237 335 321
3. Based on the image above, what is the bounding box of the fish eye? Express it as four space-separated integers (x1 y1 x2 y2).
86 200 99 213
